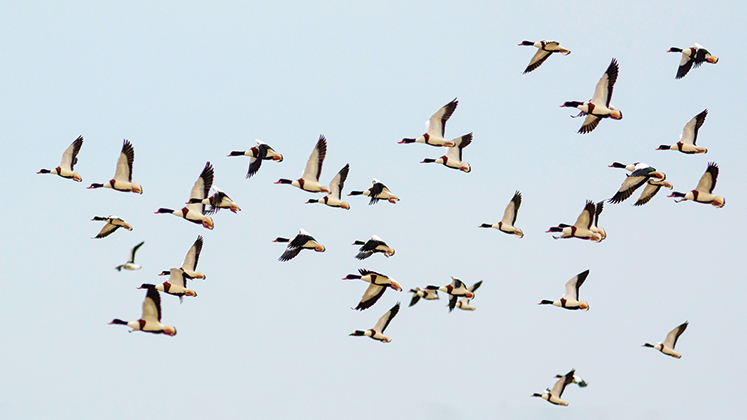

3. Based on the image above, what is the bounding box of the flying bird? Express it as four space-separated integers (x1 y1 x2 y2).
400 98 458 147
668 43 718 79
608 162 665 204
115 241 144 271
643 321 689 358
352 235 395 260
155 269 197 302
188 185 241 214
228 139 283 178
539 269 590 310
349 179 400 204
455 280 483 311
275 135 329 193
177 236 206 279
274 229 325 262
155 162 215 229
426 276 475 312
420 132 473 172
109 284 176 336
343 268 403 311
669 162 725 207
37 136 83 182
532 369 576 406
657 110 708 154
561 58 622 134
408 287 439 307
306 163 351 209
87 139 142 193
350 302 401 343
555 373 588 388
518 40 571 73
546 201 602 241
479 191 524 238
91 215 133 239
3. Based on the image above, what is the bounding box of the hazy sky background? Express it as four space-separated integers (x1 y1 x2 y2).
2 1 745 419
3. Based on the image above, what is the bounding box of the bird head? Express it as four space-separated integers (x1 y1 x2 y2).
202 218 215 230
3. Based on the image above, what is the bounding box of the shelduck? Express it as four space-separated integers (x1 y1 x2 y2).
408 287 439 307
561 58 622 134
178 236 206 279
643 321 689 358
590 201 606 241
274 229 325 262
349 179 400 204
155 268 197 302
420 132 473 172
343 268 403 311
657 110 709 154
539 269 590 311
350 302 400 343
518 40 571 74
669 162 725 207
275 135 329 193
109 284 176 336
633 178 673 206
306 163 351 209
426 276 475 312
400 98 458 147
115 241 144 271
455 280 483 311
188 186 241 214
546 201 602 241
228 139 283 178
479 191 524 238
91 215 133 239
532 369 575 406
352 235 395 260
608 162 665 204
155 162 215 229
555 373 588 388
668 44 718 79
87 139 142 193
37 136 83 182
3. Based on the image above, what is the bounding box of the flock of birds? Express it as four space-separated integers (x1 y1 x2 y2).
36 40 725 408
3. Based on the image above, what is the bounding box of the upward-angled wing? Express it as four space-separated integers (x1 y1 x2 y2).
501 191 522 225
591 59 618 107
61 136 84 171
551 369 576 398
469 280 483 293
140 285 162 322
663 321 689 349
681 109 708 146
129 241 145 263
426 99 458 138
445 133 473 161
695 163 719 193
594 201 603 226
356 283 386 310
181 236 203 272
114 140 135 182
329 164 350 200
187 162 214 214
301 135 327 182
563 270 589 301
373 302 400 333
572 201 595 229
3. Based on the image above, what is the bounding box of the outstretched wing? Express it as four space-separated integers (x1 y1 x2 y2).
373 302 400 333
426 98 458 138
61 136 84 171
114 140 135 182
187 162 214 214
329 164 350 200
695 163 719 193
301 135 327 182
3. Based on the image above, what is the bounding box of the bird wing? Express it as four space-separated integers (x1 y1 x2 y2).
358 268 385 278
592 58 618 108
446 133 472 161
114 140 135 182
140 286 162 322
129 241 145 263
523 48 553 74
448 294 458 312
94 221 120 239
426 99 458 138
373 302 400 333
573 201 595 229
60 136 84 171
329 164 350 200
181 236 203 272
469 280 483 293
170 268 188 288
696 163 719 193
368 181 385 205
664 321 689 349
501 191 522 225
301 135 327 182
676 54 694 79
278 245 303 262
609 175 649 204
552 369 576 397
356 283 386 310
681 109 708 146
633 182 662 206
408 292 422 307
594 201 603 226
578 114 602 134
187 162 214 214
563 270 589 301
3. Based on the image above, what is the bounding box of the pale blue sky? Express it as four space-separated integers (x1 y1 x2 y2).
2 1 745 419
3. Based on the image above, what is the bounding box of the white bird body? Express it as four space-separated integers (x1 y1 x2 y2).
480 191 523 237
276 135 329 193
274 229 325 262
519 40 571 73
306 164 350 209
421 133 473 172
353 235 395 260
670 162 725 207
533 369 575 406
343 269 403 311
668 43 718 79
179 236 206 279
228 139 283 178
155 268 197 300
350 302 400 343
400 99 459 147
643 321 689 358
109 285 176 336
455 280 482 311
349 179 400 204
92 215 133 239
190 186 241 214
408 287 439 307
539 270 590 310
561 59 622 134
116 241 144 271
87 140 142 193
427 276 475 312
38 136 84 182
546 201 602 241
658 110 708 154
155 162 215 229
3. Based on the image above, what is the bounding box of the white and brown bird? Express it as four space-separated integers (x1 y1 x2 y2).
539 270 590 311
275 135 329 193
532 369 576 406
643 321 689 358
274 229 325 262
155 269 197 302
37 136 83 182
350 302 400 343
306 163 351 209
91 215 133 239
455 280 483 311
343 268 403 311
668 44 718 79
87 139 142 193
188 185 241 214
352 235 395 260
657 110 708 154
669 162 725 207
608 162 665 204
518 40 571 73
426 276 475 312
155 162 215 229
228 139 283 179
546 201 602 241
115 241 144 271
178 236 206 279
400 98 458 147
109 284 176 336
349 179 400 204
633 178 674 206
555 373 588 388
561 58 622 134
408 287 439 307
480 191 524 238
420 132 473 172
